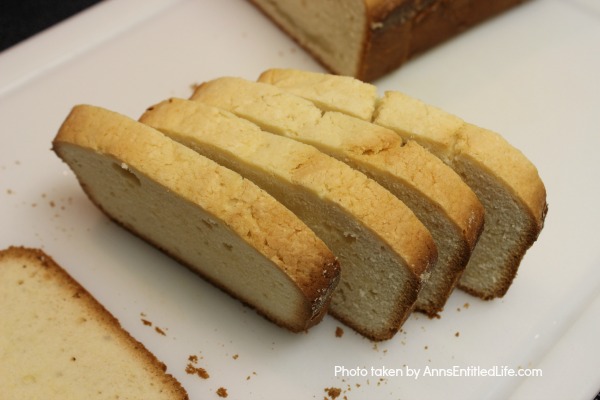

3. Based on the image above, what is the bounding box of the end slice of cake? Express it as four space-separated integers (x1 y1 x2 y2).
0 246 188 399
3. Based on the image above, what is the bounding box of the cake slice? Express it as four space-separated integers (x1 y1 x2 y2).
0 246 188 399
140 98 437 340
248 0 528 81
52 105 340 333
189 77 483 316
375 94 547 298
260 68 547 299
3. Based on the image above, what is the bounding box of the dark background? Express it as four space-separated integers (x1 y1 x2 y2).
0 0 102 52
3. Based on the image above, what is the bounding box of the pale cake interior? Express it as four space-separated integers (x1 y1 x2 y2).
249 0 366 76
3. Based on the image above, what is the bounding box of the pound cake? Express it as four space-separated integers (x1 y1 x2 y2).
140 98 437 341
189 77 484 316
260 68 547 299
0 246 188 399
248 0 528 81
52 105 340 333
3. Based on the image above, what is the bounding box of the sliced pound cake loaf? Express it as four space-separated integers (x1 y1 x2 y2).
140 98 437 340
189 77 483 316
259 68 547 299
52 105 340 333
0 246 188 399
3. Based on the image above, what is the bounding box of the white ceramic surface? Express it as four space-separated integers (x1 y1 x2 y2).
1 0 599 399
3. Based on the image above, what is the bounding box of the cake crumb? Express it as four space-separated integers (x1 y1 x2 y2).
455 331 460 337
232 354 239 360
141 319 152 326
188 355 198 363
216 387 228 398
185 363 209 379
463 302 470 309
324 387 341 399
154 326 166 336
335 326 344 338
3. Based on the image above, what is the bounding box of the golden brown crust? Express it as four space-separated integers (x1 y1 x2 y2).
0 246 188 399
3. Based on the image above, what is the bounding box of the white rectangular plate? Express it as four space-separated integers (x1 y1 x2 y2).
1 0 599 398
